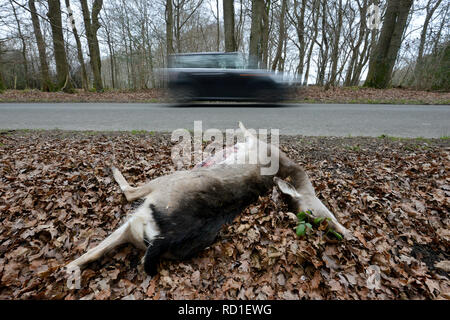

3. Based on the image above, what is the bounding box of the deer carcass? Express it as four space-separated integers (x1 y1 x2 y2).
66 122 351 275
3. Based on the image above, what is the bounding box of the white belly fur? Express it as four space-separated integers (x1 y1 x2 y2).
128 198 160 250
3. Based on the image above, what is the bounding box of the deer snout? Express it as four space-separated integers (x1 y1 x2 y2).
299 195 352 239
274 177 352 240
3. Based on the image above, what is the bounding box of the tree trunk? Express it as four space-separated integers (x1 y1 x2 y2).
317 0 329 86
364 0 413 88
216 0 220 51
80 0 104 92
124 13 136 89
303 0 320 85
271 0 287 71
175 1 181 52
107 39 115 89
351 23 372 85
235 0 244 50
294 0 306 81
223 0 236 52
249 0 264 68
432 5 448 55
0 70 5 92
326 0 343 88
147 42 156 88
47 0 74 93
261 1 270 69
65 0 88 91
172 0 204 54
279 29 287 71
344 1 367 86
166 0 174 58
10 0 29 88
414 0 443 85
29 0 53 91
100 12 116 89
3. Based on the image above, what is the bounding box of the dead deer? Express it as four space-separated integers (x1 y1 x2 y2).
66 122 351 276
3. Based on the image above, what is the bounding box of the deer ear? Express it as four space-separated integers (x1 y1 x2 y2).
274 177 301 199
238 121 247 133
239 121 257 149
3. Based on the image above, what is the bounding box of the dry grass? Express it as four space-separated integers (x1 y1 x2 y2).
1 86 449 104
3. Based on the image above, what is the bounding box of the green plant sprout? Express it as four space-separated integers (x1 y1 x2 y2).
295 210 343 240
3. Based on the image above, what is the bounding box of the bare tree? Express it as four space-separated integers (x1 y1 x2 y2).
364 0 413 88
99 7 116 88
234 0 246 51
303 0 320 85
215 0 220 51
261 0 271 69
271 0 286 71
414 0 443 83
431 3 449 55
287 0 307 81
47 0 74 92
2 0 448 91
344 0 368 86
80 0 103 91
166 0 174 57
173 0 204 53
29 0 53 91
223 0 236 52
326 0 343 88
249 0 264 68
316 0 329 85
65 0 88 90
9 0 29 88
0 63 5 92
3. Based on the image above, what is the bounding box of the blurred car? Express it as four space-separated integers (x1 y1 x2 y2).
165 52 291 103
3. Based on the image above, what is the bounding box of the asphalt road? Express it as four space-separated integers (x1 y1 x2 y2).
0 103 449 138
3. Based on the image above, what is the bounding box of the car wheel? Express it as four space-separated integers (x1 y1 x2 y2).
171 86 196 103
257 87 280 103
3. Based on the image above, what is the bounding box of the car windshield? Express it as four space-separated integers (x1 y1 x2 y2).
170 53 246 69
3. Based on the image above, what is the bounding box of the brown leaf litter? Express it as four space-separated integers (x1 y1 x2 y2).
0 130 448 299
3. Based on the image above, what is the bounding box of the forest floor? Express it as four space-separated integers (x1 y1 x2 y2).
0 130 449 300
0 86 449 105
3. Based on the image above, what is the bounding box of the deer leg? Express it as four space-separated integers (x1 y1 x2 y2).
143 238 167 276
66 221 131 270
111 166 155 202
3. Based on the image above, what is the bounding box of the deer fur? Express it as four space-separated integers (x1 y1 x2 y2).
66 122 351 276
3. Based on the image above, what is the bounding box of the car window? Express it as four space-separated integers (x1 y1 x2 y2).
169 54 246 69
218 58 227 69
205 56 219 68
224 54 245 69
171 55 202 68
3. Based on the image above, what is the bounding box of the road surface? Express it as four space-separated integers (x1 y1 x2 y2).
0 103 449 138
